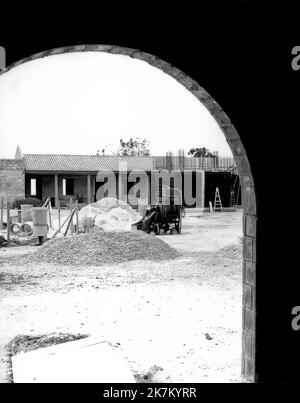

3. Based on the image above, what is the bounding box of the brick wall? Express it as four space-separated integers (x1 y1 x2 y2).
0 159 25 205
241 177 257 380
1 45 257 381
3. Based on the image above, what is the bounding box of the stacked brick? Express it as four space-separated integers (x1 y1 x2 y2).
0 159 25 205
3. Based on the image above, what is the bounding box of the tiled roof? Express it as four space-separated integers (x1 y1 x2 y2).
23 154 235 173
23 154 154 172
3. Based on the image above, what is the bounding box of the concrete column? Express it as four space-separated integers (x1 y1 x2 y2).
147 172 151 205
87 174 91 205
118 173 127 203
116 174 119 199
54 174 59 207
178 148 185 171
118 161 128 203
91 175 95 202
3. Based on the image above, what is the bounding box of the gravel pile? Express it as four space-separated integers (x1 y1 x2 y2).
9 333 88 356
23 230 179 266
217 242 242 261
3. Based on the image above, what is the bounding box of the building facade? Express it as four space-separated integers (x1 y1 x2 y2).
0 147 238 209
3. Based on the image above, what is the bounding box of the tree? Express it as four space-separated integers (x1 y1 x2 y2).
100 137 151 156
188 147 217 158
118 137 150 156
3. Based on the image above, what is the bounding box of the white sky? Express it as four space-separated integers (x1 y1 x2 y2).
0 52 232 158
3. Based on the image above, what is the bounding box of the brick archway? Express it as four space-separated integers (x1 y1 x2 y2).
0 44 257 381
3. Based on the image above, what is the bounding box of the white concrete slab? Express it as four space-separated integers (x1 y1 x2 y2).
12 336 135 383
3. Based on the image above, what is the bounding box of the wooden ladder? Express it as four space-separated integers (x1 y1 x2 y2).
214 187 223 212
230 190 236 208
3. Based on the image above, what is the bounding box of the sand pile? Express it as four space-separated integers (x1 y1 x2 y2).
23 230 179 266
78 198 142 232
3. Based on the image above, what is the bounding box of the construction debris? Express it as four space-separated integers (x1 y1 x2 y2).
10 223 22 235
0 235 6 246
78 198 142 232
134 365 165 383
21 222 33 236
21 230 180 266
11 335 135 383
9 333 88 356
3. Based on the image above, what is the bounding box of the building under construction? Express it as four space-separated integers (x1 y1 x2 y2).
0 146 241 209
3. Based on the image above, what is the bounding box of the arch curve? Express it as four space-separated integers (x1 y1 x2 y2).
0 44 255 191
0 44 257 381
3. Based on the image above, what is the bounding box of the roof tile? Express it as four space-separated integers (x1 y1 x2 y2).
23 154 154 172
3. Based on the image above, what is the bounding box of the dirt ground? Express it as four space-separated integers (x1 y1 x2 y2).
0 210 243 383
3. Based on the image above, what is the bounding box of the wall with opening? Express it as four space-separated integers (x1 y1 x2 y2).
0 45 257 381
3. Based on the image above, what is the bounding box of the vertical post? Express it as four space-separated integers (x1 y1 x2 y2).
87 174 91 205
70 197 73 235
75 200 79 234
116 174 119 200
147 173 151 205
58 200 61 233
48 199 53 229
54 174 59 208
118 161 128 203
119 173 123 202
0 197 4 230
6 202 10 243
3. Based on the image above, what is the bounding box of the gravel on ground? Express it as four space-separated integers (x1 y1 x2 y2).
19 230 180 267
0 211 243 383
